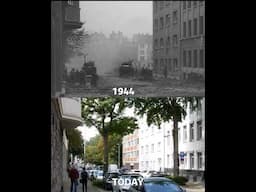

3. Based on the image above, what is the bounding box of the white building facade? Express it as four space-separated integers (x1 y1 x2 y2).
138 98 205 181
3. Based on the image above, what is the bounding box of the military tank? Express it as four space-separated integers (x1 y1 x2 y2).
119 60 134 77
81 61 98 87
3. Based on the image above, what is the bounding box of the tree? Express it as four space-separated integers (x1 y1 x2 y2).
82 97 138 176
85 135 104 165
66 128 84 159
64 27 89 65
130 97 202 177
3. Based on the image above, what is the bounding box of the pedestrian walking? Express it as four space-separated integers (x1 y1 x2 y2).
80 167 88 192
68 164 79 192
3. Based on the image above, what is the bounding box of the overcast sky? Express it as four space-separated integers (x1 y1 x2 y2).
80 1 152 39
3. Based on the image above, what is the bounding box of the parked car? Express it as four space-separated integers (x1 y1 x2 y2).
129 177 186 192
112 173 143 192
104 172 120 190
95 170 104 181
140 170 156 178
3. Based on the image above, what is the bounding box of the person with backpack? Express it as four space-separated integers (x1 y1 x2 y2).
80 167 88 192
68 164 79 192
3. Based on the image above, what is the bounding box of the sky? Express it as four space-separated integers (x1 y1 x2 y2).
79 1 153 39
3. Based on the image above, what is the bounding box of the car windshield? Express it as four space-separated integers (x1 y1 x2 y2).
144 181 183 192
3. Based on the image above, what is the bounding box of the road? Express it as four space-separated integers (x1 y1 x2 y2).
71 180 205 192
65 75 205 97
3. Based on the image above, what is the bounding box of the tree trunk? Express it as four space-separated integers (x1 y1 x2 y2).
103 133 109 177
173 117 179 177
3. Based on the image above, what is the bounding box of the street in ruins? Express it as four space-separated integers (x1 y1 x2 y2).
65 75 205 97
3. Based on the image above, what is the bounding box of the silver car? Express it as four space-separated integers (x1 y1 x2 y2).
112 174 143 192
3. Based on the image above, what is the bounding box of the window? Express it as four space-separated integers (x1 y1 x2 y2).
178 128 181 142
183 1 186 9
193 1 197 6
183 22 186 37
199 0 204 5
167 131 171 145
158 142 161 152
193 18 198 36
188 1 191 8
160 17 164 30
200 49 204 68
173 35 178 47
167 155 170 167
166 14 170 27
188 20 192 37
190 123 194 141
151 144 154 153
190 153 194 169
183 125 187 142
141 146 144 154
173 11 178 24
146 145 149 154
67 0 74 5
168 59 172 72
183 50 187 67
173 58 178 71
140 44 145 49
188 50 192 67
199 16 204 35
155 19 158 32
140 50 144 55
197 121 202 140
154 39 158 50
160 1 164 10
197 152 203 169
193 49 198 68
160 38 164 48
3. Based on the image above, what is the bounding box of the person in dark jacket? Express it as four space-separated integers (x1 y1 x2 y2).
68 164 79 192
80 167 88 192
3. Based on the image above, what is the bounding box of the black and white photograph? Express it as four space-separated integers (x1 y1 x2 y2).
51 1 205 97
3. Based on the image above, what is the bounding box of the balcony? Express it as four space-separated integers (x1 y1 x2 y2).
64 6 83 30
58 97 83 129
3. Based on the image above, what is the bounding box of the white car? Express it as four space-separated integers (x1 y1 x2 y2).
95 170 103 180
140 170 156 178
112 174 143 192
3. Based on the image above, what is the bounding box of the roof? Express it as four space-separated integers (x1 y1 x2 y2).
143 177 173 182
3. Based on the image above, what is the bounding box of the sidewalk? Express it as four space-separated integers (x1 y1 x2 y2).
64 180 107 192
182 182 205 192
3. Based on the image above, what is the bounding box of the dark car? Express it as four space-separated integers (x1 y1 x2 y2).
129 177 186 192
119 61 134 77
104 172 121 190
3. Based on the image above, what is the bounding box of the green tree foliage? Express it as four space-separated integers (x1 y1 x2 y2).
66 128 84 159
82 97 138 175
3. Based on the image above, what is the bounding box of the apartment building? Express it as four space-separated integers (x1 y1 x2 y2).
152 1 205 81
153 1 181 80
51 1 83 97
122 129 140 169
179 98 205 181
51 97 83 192
137 98 205 182
180 1 205 80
